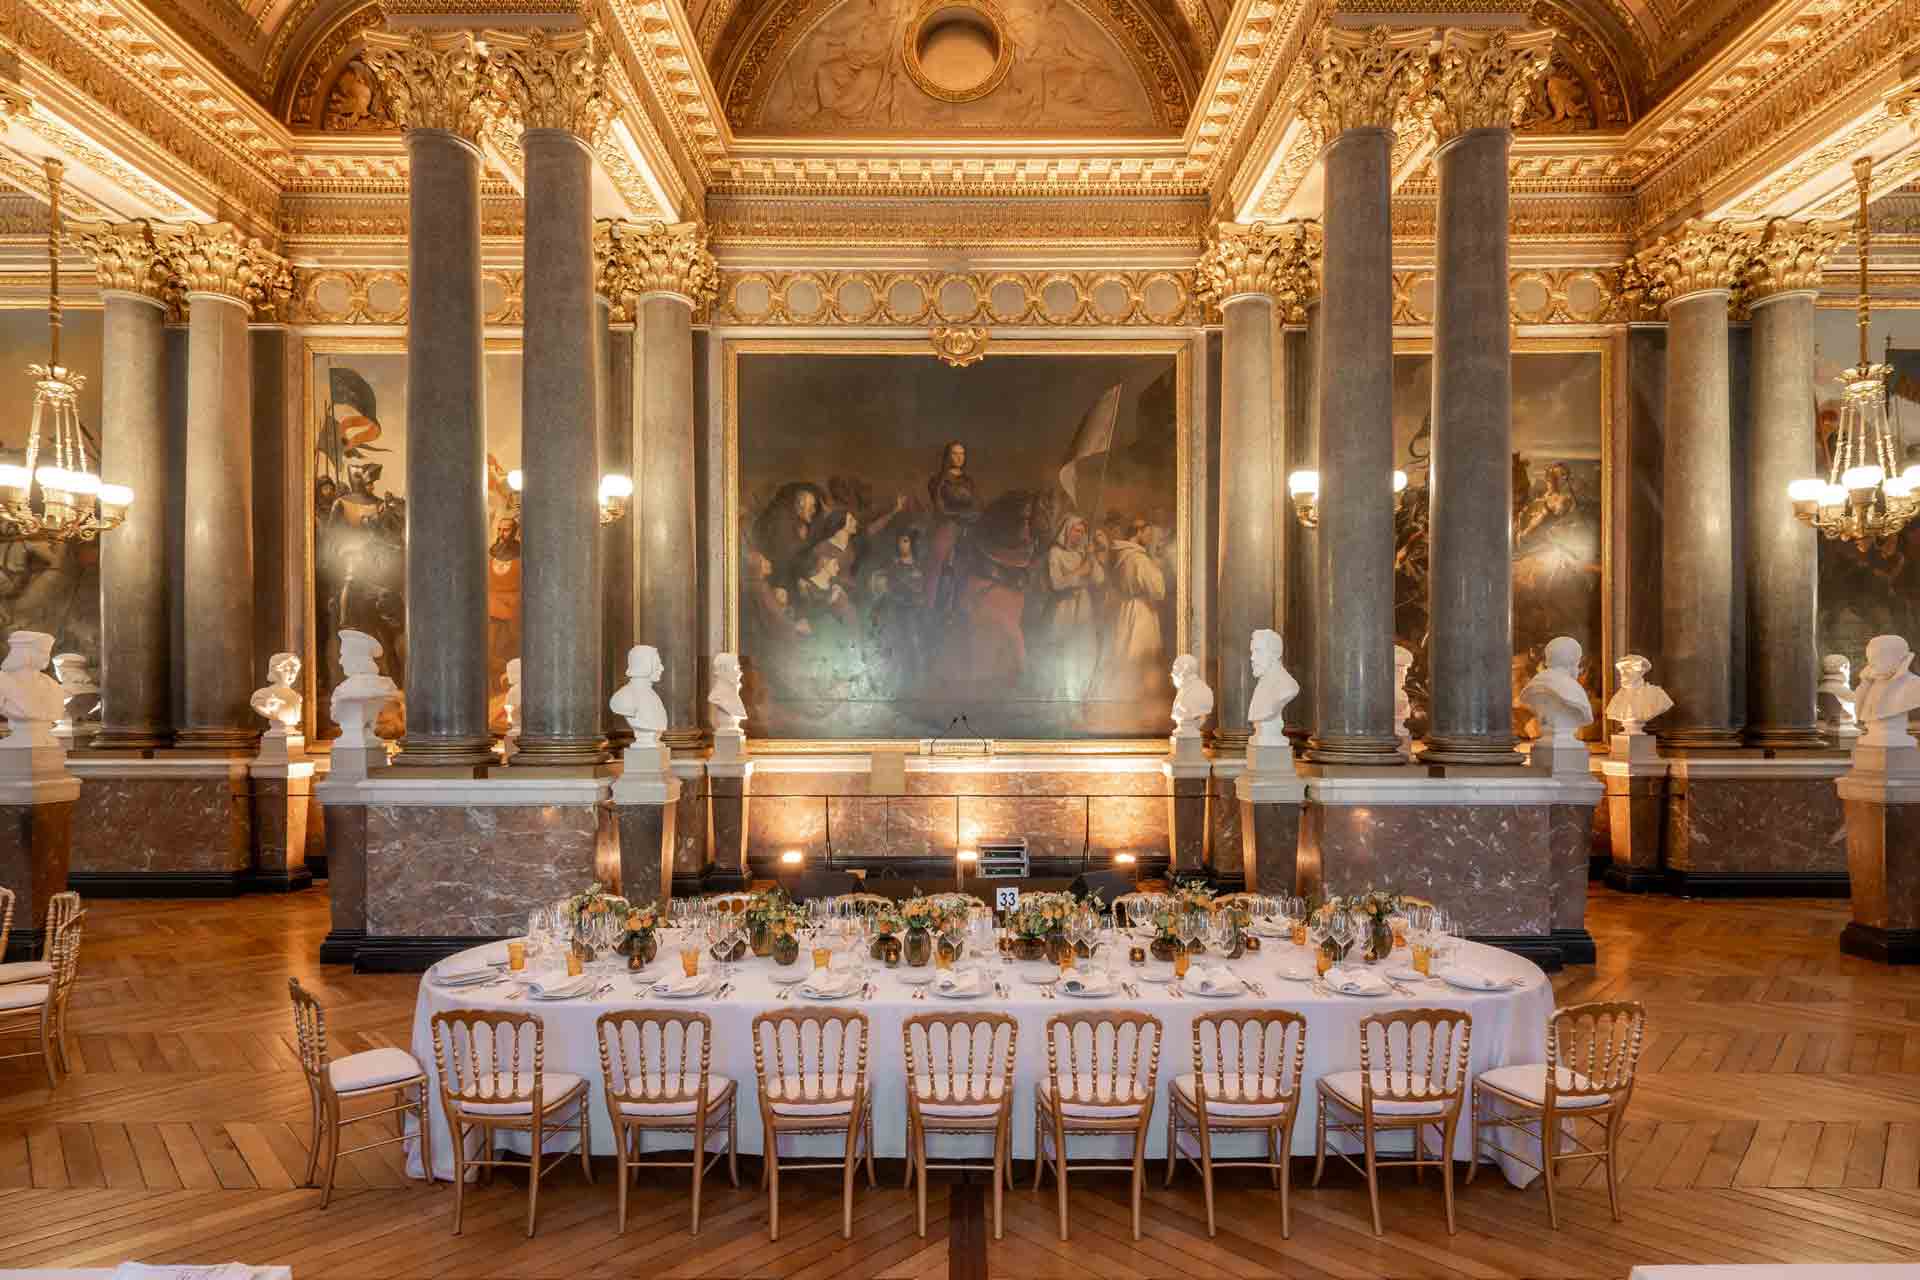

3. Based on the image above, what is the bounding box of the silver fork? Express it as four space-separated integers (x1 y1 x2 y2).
777 983 794 1001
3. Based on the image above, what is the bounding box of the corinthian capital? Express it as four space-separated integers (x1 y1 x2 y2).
154 223 288 306
1196 221 1321 320
485 26 612 142
1423 27 1554 143
1631 219 1764 309
1303 26 1435 138
71 220 169 303
361 29 495 142
1744 219 1842 304
602 220 718 307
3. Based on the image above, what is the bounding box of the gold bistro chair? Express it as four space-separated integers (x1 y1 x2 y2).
1469 1000 1647 1226
1314 1008 1473 1236
288 977 433 1206
1167 1009 1309 1238
1035 1009 1164 1241
431 1008 592 1237
0 889 80 986
903 1010 1018 1239
596 1009 739 1234
0 914 81 1088
752 1006 875 1241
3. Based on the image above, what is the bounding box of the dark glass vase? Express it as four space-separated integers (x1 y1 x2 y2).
772 932 800 966
905 926 933 967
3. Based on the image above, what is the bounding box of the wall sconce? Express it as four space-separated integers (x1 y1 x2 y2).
1115 852 1136 867
780 850 803 868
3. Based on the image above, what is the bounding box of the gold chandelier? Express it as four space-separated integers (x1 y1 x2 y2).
0 159 132 543
1790 154 1914 546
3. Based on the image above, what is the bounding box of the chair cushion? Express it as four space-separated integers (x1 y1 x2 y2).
0 982 48 1012
1038 1078 1152 1118
1321 1070 1454 1116
328 1047 425 1094
912 1073 1006 1119
614 1075 736 1116
1174 1072 1295 1117
0 960 51 985
1477 1063 1612 1110
456 1072 588 1115
763 1075 862 1116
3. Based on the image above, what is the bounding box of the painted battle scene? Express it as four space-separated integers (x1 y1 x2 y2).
310 348 523 739
734 348 1183 740
1391 349 1606 742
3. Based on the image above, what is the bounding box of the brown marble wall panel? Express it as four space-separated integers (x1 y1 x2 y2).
1242 800 1303 894
1302 802 1552 936
72 775 250 874
905 769 1164 798
615 803 675 907
248 775 310 883
746 795 827 863
322 801 367 933
708 775 750 885
747 771 867 798
1166 777 1208 877
365 803 602 937
1606 774 1667 874
1089 794 1168 859
1207 774 1242 881
0 800 73 961
671 780 705 877
306 794 327 870
1549 801 1596 932
1666 775 1847 876
824 795 960 857
957 795 1086 859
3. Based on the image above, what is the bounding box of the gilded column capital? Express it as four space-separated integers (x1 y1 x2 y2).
360 28 495 143
154 223 288 307
1196 220 1321 320
484 26 612 143
70 220 169 304
251 256 297 324
1631 219 1765 310
1423 27 1554 143
1302 26 1435 138
603 219 718 307
1743 219 1842 305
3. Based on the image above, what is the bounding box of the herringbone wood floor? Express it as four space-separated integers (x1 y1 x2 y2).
3 889 1920 1277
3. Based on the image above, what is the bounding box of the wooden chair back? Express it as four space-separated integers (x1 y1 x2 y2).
1549 1001 1646 1105
752 1007 869 1109
432 1008 550 1110
1190 1009 1307 1107
597 1009 715 1108
1358 1008 1472 1108
287 977 331 1090
45 891 81 957
47 916 82 1000
0 886 12 959
1043 1010 1163 1109
903 1011 1017 1108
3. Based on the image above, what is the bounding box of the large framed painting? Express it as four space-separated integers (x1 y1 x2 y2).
723 339 1192 744
302 338 524 740
1390 338 1611 741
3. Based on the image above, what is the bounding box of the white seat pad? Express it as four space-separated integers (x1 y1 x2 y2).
912 1073 1006 1119
456 1072 588 1116
1477 1063 1612 1110
0 982 49 1012
1321 1070 1454 1116
0 960 51 985
329 1047 425 1094
614 1075 736 1116
1174 1072 1295 1117
763 1075 863 1117
1039 1078 1152 1118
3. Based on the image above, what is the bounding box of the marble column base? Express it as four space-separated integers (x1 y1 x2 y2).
707 761 753 890
1663 756 1849 896
615 795 680 909
248 760 314 892
313 777 366 964
0 774 78 962
1838 768 1920 965
1236 770 1306 896
65 754 253 895
1602 757 1669 892
1163 759 1210 880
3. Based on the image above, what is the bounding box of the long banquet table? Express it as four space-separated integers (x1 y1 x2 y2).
404 934 1556 1187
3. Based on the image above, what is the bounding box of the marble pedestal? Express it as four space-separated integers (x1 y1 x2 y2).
66 754 253 895
612 748 682 909
315 774 367 965
248 757 314 892
1603 755 1669 892
1838 762 1920 964
706 760 753 890
1162 758 1211 879
0 768 79 963
1236 763 1306 896
670 757 707 893
1208 758 1245 888
1663 755 1850 896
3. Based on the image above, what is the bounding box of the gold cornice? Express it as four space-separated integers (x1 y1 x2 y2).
602 218 718 305
705 196 1210 249
155 222 288 304
360 28 495 142
1302 26 1435 138
1424 27 1555 143
484 25 613 142
1743 218 1842 303
1631 218 1763 307
69 220 169 302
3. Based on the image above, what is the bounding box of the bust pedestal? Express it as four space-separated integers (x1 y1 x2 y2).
706 757 753 890
1162 755 1210 878
1839 747 1920 964
612 742 681 908
1235 744 1305 895
0 729 77 962
1602 741 1668 893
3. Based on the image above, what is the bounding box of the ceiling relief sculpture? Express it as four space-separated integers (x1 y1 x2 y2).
720 0 1188 133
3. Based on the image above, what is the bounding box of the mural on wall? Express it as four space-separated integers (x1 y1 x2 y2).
308 346 522 739
1390 347 1607 742
0 310 102 664
1814 319 1920 675
732 345 1185 740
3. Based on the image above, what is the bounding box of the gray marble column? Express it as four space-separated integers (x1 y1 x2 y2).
1745 223 1838 747
1282 300 1319 744
1213 282 1278 752
86 277 171 748
603 316 635 749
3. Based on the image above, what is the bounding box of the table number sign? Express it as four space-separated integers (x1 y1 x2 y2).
995 887 1020 912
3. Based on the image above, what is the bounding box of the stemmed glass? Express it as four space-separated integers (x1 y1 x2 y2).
1176 910 1203 963
1328 911 1355 969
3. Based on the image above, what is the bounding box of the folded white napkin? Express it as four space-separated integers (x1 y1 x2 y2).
655 972 708 996
802 971 858 997
1326 967 1389 995
1440 963 1514 990
933 968 981 995
1059 973 1111 996
1190 964 1238 995
526 975 593 999
434 964 495 986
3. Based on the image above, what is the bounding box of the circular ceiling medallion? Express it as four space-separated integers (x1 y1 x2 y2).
901 0 1013 104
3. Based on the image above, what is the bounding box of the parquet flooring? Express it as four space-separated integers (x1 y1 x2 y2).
2 890 1919 1276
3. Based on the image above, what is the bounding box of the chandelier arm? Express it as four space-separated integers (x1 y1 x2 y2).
1855 154 1872 372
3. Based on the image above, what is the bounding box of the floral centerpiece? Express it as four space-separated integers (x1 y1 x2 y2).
1008 891 1076 963
562 885 630 961
869 909 904 966
765 904 804 966
620 902 661 968
1150 881 1216 961
898 895 947 967
1322 888 1429 963
745 887 794 956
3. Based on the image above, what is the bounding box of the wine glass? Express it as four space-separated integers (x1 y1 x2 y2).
1328 911 1354 968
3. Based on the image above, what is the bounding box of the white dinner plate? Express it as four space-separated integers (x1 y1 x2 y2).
797 981 862 1001
1274 960 1316 982
898 967 938 985
652 976 715 999
930 981 988 1000
769 967 810 985
1137 968 1178 984
1324 976 1391 998
1439 968 1509 992
1188 981 1244 998
527 981 597 1001
1059 979 1117 999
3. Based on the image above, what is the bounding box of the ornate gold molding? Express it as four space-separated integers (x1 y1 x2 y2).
931 325 989 366
1744 218 1843 303
360 29 495 141
1631 219 1764 307
1303 26 1435 138
711 268 1206 327
69 221 169 302
1424 27 1555 143
1391 265 1625 326
484 26 612 142
600 219 718 306
1195 219 1320 318
704 198 1210 250
154 223 288 305
287 266 527 325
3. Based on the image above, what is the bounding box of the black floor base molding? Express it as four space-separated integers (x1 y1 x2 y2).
318 928 365 966
353 935 507 973
1839 923 1920 966
1604 865 1665 893
1666 870 1849 899
69 870 321 898
1552 927 1597 966
1470 933 1566 973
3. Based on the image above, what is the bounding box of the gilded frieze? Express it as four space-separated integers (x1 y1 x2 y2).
1390 266 1625 326
711 268 1205 326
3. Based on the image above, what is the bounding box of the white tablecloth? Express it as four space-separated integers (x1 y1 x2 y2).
404 936 1553 1186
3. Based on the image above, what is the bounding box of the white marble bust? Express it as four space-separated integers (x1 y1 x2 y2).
1854 634 1920 749
250 651 304 735
1605 653 1672 736
1818 653 1860 737
1521 636 1594 746
1247 629 1298 747
0 630 66 749
609 644 668 748
709 652 747 734
1169 653 1213 739
51 652 99 735
1393 645 1415 747
330 629 398 751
